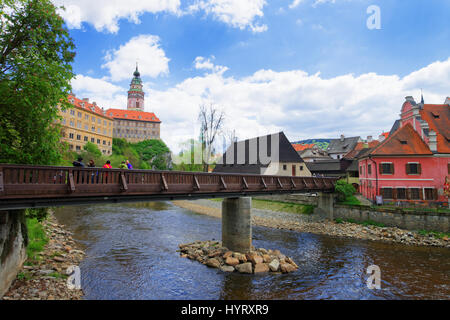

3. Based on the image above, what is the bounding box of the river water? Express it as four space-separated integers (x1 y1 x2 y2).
53 202 450 300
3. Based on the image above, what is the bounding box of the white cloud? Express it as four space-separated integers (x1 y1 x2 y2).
289 0 305 9
52 0 181 33
194 56 229 74
71 75 127 109
187 0 268 33
71 58 450 153
52 0 268 33
102 35 170 82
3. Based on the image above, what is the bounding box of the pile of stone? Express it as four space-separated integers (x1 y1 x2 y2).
178 240 298 274
2 212 85 300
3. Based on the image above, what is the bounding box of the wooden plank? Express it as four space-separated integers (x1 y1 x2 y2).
242 177 249 189
161 174 169 191
120 172 128 191
277 178 283 189
261 177 267 189
193 175 200 191
68 172 76 192
291 178 296 189
220 177 227 190
0 170 4 194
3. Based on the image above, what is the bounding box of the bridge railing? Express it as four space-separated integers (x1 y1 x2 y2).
0 164 337 200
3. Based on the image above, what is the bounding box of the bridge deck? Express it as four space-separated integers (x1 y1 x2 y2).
0 164 337 210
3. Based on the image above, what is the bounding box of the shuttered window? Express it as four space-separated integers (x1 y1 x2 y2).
409 188 421 200
406 163 421 175
380 163 394 175
396 188 407 199
424 188 437 200
381 188 393 199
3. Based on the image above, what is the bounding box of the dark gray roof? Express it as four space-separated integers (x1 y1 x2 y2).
346 160 359 172
327 136 360 154
306 160 342 172
214 132 303 174
389 120 401 136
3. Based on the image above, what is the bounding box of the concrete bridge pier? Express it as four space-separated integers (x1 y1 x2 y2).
315 192 335 220
222 197 252 253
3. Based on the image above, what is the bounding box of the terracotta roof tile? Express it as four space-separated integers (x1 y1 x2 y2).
68 95 113 119
369 123 432 156
420 104 450 153
292 144 315 152
106 109 161 123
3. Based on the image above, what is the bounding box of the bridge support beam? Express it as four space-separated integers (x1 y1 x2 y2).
315 192 335 220
222 197 252 253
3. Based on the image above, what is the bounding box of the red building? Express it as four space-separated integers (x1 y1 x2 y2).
359 96 450 205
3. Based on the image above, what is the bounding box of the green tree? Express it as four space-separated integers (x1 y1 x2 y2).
0 0 75 165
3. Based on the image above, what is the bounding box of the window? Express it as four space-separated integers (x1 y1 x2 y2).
69 133 74 139
98 118 101 124
381 188 393 199
97 139 100 144
84 136 88 142
283 164 287 171
406 163 421 175
69 145 73 150
380 163 394 175
92 126 95 132
424 188 437 200
77 122 82 129
409 188 421 200
396 188 407 200
368 164 372 175
84 124 89 130
78 112 82 118
85 115 89 120
103 140 106 145
70 110 75 116
91 138 95 143
76 146 81 151
300 165 304 171
70 120 74 127
92 116 96 123
76 135 81 141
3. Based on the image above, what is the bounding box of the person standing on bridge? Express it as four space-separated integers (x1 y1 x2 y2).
102 160 112 183
119 161 128 169
126 160 133 170
88 160 98 183
73 156 85 167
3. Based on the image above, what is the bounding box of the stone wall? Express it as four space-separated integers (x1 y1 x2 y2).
0 211 27 298
254 194 319 206
334 205 450 233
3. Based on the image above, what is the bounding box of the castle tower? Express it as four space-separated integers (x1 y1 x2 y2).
127 64 145 111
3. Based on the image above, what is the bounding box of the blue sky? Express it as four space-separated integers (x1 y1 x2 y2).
51 0 450 151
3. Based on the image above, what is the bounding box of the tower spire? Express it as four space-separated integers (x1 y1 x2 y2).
420 88 424 105
128 65 144 111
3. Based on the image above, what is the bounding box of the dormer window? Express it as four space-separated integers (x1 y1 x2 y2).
81 102 85 107
400 140 407 145
431 112 440 119
124 114 127 118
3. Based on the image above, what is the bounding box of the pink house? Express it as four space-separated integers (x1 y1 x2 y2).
358 97 450 205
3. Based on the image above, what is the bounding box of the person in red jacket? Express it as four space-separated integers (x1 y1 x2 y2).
102 160 112 183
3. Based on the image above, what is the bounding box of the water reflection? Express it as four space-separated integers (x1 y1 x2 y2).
54 202 450 300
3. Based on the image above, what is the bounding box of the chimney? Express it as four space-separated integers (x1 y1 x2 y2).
340 134 345 142
428 130 437 152
93 102 97 106
405 96 415 103
83 98 89 102
367 136 373 143
445 97 450 105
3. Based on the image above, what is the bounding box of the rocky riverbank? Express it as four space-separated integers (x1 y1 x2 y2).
178 240 298 274
1 211 85 300
172 200 450 248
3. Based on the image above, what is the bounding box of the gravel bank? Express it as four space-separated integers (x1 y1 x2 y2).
1 211 85 300
172 199 450 248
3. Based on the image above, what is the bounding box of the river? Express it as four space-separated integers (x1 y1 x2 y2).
53 202 450 300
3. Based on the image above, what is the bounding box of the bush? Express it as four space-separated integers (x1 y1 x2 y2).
26 218 48 261
25 208 48 222
335 180 357 203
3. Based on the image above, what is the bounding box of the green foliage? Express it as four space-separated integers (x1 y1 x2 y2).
172 139 205 172
0 0 76 165
83 142 102 158
335 218 385 228
111 138 171 170
335 180 360 205
418 230 450 239
26 218 48 261
25 208 49 222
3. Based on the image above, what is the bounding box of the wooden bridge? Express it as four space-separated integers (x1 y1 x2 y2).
0 164 337 210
